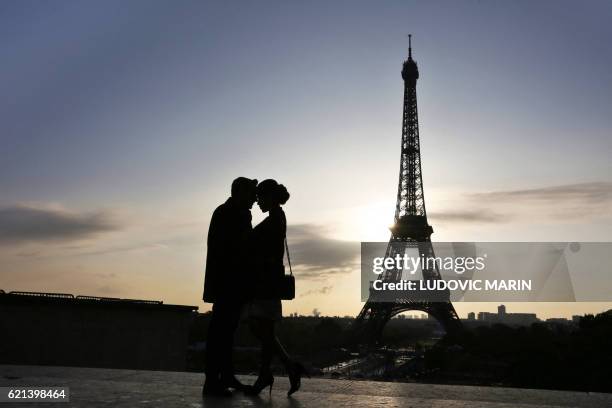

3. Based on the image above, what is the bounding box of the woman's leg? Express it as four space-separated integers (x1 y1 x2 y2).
250 318 293 372
250 318 274 375
271 333 292 368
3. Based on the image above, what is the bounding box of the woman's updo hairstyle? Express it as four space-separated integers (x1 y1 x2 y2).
257 179 290 205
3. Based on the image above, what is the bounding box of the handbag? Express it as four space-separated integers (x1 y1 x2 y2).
278 238 295 300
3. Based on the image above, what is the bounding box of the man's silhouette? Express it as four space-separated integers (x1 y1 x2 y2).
203 177 257 397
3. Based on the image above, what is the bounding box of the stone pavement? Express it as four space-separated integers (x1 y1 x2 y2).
0 365 610 408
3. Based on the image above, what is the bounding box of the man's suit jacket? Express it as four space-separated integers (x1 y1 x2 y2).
203 197 252 303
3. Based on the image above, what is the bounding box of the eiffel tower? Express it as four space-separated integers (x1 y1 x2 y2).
353 36 461 346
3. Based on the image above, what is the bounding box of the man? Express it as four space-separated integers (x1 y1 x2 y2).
202 177 257 397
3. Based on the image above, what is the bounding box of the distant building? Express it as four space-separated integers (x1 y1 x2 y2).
503 313 538 326
467 312 476 320
477 306 538 326
0 291 197 371
546 318 570 325
477 311 497 322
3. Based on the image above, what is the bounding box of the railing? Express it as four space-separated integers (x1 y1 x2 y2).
76 295 163 305
9 291 74 299
119 299 163 305
3 291 162 305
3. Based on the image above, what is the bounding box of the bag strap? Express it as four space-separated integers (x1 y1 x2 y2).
284 238 293 276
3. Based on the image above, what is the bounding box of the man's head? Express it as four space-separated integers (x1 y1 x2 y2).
231 177 258 209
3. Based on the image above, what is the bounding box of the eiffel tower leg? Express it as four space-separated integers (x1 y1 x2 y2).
425 302 462 334
353 302 394 347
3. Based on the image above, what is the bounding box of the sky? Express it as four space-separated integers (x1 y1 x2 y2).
1 0 611 319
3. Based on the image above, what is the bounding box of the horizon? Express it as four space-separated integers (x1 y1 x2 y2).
1 0 612 320
0 290 604 321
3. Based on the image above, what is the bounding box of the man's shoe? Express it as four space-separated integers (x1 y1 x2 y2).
202 382 232 398
222 376 247 391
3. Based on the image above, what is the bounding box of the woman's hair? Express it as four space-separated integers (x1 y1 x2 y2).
257 179 290 205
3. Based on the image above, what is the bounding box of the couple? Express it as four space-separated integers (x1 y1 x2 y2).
202 177 307 398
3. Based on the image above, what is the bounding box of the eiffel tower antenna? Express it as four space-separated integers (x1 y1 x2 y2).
408 34 412 58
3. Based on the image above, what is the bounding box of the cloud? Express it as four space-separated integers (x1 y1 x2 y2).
300 285 333 297
0 204 120 244
471 182 612 203
429 210 509 223
287 224 359 280
73 242 170 257
432 182 612 224
95 284 120 296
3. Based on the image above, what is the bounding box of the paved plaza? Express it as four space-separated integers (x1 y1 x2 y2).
1 365 610 407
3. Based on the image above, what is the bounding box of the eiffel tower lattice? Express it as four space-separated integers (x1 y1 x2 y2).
353 35 462 346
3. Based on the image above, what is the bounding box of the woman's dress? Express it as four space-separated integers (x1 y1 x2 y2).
248 207 286 321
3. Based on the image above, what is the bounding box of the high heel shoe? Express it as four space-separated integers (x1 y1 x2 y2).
287 362 310 397
244 372 274 396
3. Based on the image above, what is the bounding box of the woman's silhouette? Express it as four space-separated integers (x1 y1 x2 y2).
245 179 308 397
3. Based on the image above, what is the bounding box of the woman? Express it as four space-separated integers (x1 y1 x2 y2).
246 179 308 397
